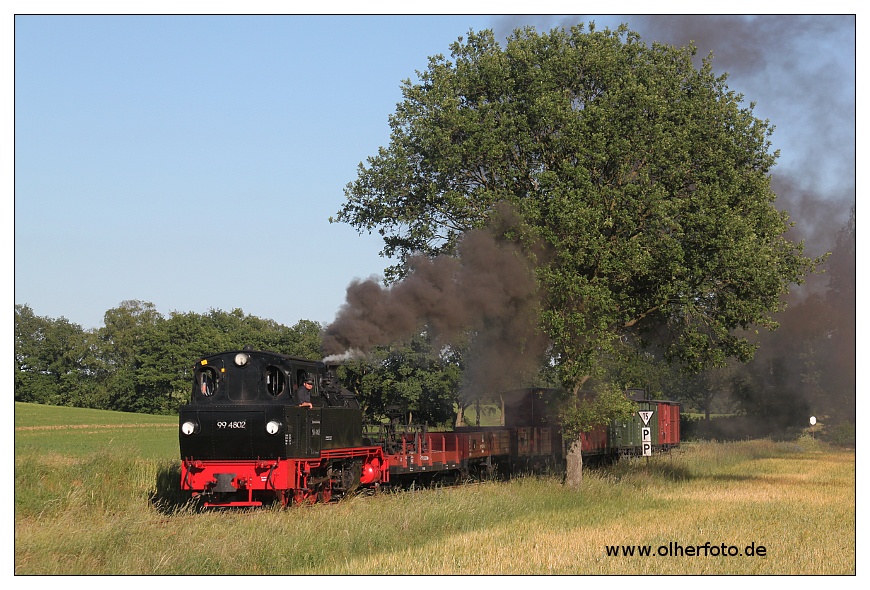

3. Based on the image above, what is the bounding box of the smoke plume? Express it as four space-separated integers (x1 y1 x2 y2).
322 210 550 395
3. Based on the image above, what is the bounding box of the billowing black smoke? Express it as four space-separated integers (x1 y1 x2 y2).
322 208 550 396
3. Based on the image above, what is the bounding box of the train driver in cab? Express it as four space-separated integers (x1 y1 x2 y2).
295 377 314 408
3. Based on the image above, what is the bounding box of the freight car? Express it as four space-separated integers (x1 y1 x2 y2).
179 348 680 506
496 387 680 463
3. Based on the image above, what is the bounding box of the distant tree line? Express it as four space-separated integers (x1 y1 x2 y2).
14 210 853 433
14 300 323 414
12 300 485 425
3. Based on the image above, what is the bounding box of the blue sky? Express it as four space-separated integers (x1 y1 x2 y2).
12 10 859 332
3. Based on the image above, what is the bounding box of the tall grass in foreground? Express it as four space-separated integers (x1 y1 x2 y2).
15 436 854 575
13 402 856 574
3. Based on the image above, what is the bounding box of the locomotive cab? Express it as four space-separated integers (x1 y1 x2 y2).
190 348 322 405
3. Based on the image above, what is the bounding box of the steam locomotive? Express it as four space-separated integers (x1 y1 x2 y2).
179 348 680 507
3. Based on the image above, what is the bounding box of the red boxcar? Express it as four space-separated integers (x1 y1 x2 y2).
656 400 681 448
581 425 609 455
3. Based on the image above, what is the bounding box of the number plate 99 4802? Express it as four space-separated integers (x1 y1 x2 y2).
216 421 246 429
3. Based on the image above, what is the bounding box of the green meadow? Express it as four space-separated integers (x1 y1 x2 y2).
14 402 855 575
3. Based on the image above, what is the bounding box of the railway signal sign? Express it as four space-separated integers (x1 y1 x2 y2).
638 410 654 425
641 426 652 456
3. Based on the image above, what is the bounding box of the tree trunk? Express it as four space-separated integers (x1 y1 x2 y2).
564 377 590 488
565 436 583 488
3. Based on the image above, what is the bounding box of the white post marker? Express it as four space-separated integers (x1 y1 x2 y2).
639 411 654 456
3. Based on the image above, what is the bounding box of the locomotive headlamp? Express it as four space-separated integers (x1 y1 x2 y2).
266 420 281 435
234 353 249 366
181 421 199 435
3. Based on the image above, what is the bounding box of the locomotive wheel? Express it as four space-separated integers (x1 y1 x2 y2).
285 486 335 506
342 460 362 495
293 489 309 505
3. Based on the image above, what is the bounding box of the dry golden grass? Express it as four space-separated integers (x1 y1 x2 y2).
15 435 855 575
311 441 856 575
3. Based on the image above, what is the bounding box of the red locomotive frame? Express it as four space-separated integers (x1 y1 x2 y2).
182 446 388 507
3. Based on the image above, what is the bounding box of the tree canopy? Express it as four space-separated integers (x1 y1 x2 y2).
334 23 818 391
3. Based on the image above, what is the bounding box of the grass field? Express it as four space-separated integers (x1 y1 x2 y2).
14 402 856 575
14 402 178 460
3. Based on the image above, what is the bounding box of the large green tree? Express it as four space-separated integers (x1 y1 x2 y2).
335 23 818 484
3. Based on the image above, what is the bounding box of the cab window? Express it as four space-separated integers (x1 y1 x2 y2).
197 367 218 396
265 365 285 397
